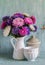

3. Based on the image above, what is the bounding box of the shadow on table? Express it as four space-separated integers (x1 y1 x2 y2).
0 51 45 61
0 53 27 61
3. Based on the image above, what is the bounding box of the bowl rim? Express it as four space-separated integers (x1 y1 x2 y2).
24 46 39 50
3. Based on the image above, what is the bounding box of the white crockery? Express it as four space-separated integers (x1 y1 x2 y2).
10 37 25 60
24 47 39 61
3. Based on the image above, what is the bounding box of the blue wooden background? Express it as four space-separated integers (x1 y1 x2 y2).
0 0 45 56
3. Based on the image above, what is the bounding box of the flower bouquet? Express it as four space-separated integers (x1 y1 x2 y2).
1 13 37 37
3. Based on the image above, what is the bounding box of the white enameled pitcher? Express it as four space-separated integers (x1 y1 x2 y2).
10 36 25 60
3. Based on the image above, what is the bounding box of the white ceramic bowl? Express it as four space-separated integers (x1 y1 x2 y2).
24 47 39 61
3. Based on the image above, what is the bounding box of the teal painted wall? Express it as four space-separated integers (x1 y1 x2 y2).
0 0 45 55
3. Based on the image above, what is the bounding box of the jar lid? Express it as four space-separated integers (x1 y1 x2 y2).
27 35 40 43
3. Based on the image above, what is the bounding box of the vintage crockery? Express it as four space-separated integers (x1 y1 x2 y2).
13 48 24 60
27 36 41 48
24 46 39 61
10 36 25 60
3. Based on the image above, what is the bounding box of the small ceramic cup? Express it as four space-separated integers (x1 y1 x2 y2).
24 46 39 61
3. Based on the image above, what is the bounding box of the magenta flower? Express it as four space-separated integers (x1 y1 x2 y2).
1 22 7 29
19 26 30 36
24 17 33 25
12 18 24 27
30 16 36 24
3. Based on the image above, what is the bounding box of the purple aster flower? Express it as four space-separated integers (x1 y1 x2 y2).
12 13 25 19
2 16 10 21
33 25 37 32
12 27 19 35
6 18 12 25
2 16 12 25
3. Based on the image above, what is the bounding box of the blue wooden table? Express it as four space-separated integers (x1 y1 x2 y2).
0 51 45 65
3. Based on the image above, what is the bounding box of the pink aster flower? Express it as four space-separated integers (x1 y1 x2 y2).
19 26 30 36
24 17 33 25
30 16 36 24
12 18 24 27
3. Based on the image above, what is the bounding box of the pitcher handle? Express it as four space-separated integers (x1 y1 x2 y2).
10 37 17 49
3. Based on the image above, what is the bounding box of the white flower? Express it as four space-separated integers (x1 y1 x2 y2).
3 26 11 37
29 25 35 31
